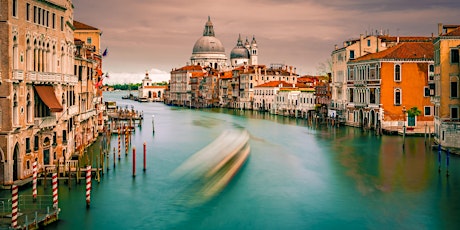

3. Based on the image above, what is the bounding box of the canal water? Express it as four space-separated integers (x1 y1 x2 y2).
4 90 460 229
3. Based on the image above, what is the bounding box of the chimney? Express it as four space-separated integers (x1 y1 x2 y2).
335 44 338 50
438 23 443 35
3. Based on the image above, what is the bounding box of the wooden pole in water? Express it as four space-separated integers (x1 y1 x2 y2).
143 142 146 172
152 115 155 133
402 125 406 150
133 146 136 177
118 128 121 160
113 147 116 168
424 122 427 144
446 148 450 177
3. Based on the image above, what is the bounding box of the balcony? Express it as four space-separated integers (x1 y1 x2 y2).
12 69 24 81
26 72 78 84
79 109 97 122
35 116 57 129
67 105 79 117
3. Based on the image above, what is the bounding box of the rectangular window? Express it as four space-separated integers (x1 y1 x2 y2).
349 50 355 60
46 11 49 27
34 135 39 151
26 3 30 21
451 49 459 63
451 80 458 98
33 6 37 23
12 0 17 17
424 86 430 97
52 13 55 28
424 106 433 116
60 16 64 31
367 40 371 47
452 106 459 119
87 37 92 44
26 138 31 153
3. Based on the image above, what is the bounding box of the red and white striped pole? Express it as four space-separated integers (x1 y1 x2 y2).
86 165 91 208
52 173 58 209
32 161 37 200
11 184 18 229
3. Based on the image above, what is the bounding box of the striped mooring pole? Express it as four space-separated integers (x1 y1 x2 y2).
32 161 37 200
52 173 58 209
11 184 18 229
86 165 91 208
118 127 121 160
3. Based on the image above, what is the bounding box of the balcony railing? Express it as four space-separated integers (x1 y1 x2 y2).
34 116 57 129
67 105 79 117
26 72 78 84
12 69 24 81
79 109 97 121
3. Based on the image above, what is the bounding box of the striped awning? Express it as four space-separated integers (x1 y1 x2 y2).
34 85 63 112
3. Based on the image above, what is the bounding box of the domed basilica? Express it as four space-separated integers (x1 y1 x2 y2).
190 17 258 70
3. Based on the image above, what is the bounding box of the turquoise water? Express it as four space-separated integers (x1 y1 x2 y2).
4 91 459 229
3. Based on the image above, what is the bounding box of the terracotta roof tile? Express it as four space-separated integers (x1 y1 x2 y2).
255 81 293 88
444 27 460 36
352 42 434 62
73 20 99 30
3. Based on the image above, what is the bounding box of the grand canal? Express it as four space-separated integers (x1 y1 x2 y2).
4 91 460 229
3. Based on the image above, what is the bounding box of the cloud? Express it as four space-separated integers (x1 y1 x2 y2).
74 0 460 76
104 68 170 85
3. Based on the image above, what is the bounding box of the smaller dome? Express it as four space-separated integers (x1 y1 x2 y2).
230 47 250 59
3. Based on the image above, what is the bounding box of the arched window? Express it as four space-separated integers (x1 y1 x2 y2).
394 88 401 105
27 93 32 123
13 93 19 126
394 64 401 81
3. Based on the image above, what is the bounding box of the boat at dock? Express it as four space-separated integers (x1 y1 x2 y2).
173 129 250 204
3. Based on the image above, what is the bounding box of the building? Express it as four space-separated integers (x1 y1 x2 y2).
432 24 460 149
347 42 434 132
331 33 434 123
190 17 228 70
169 65 205 107
230 34 258 67
138 72 167 102
0 0 76 186
253 81 291 112
73 20 105 133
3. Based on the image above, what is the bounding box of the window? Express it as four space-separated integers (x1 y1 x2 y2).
12 0 17 17
424 106 433 116
52 13 55 28
428 64 434 81
367 40 371 47
424 86 430 97
451 77 458 98
451 106 459 120
33 6 37 23
26 3 30 21
34 135 39 151
60 16 64 31
394 88 401 105
87 37 92 44
26 138 31 153
349 50 355 59
451 49 459 63
394 64 401 81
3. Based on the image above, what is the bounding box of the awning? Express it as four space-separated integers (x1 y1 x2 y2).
34 85 63 112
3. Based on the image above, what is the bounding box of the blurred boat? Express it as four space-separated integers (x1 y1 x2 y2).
173 129 250 203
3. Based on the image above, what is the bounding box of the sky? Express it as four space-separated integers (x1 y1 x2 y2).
73 0 460 84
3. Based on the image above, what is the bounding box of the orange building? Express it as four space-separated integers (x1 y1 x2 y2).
347 42 434 133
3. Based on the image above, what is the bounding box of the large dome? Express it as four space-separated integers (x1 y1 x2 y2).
192 36 225 54
230 46 249 59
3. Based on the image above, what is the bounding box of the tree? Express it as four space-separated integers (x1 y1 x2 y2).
316 58 332 77
407 107 422 117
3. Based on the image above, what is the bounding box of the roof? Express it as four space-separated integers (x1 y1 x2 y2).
378 36 433 43
144 86 168 89
73 20 99 30
255 81 293 88
172 65 204 72
352 42 434 62
219 71 233 79
444 27 460 36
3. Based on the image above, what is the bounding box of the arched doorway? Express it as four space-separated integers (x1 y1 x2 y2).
359 109 364 127
13 143 19 181
148 91 152 98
